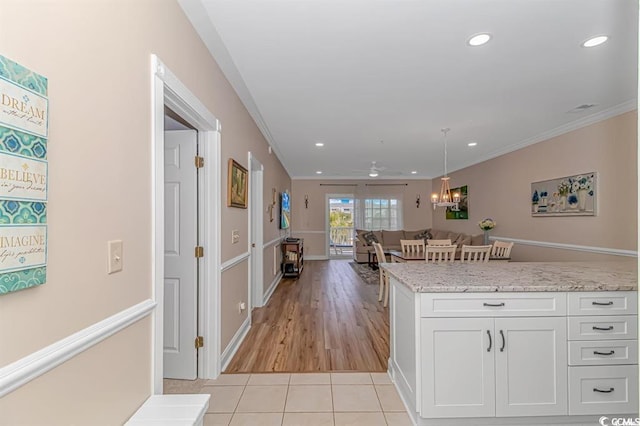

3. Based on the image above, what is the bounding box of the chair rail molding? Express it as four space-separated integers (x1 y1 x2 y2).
0 299 156 398
491 236 637 257
220 252 251 272
263 236 284 249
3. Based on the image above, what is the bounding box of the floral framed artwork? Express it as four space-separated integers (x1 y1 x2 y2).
446 185 468 220
531 172 597 217
227 158 248 208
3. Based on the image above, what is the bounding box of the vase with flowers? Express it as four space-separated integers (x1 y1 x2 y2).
557 179 571 211
571 174 594 211
478 218 496 245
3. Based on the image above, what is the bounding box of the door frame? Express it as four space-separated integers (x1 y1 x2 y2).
248 152 264 309
325 193 355 258
151 55 221 394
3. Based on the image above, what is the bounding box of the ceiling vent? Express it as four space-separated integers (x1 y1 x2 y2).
567 104 597 113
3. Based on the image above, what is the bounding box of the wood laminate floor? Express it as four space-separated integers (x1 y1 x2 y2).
224 259 390 373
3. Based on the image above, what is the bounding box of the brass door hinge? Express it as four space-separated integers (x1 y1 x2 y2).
195 246 204 258
195 336 204 349
195 156 204 168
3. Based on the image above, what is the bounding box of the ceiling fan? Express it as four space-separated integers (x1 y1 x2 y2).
352 161 402 178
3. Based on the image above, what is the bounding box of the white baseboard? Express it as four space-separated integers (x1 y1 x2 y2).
220 316 251 372
263 272 283 306
492 236 637 257
0 299 156 398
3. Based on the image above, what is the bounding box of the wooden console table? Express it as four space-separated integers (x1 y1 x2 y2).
282 239 304 277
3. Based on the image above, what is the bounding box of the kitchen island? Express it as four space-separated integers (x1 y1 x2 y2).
381 261 638 426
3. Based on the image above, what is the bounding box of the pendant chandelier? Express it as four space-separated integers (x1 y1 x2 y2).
431 128 460 210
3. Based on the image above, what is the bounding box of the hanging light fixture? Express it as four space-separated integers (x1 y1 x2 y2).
431 128 460 210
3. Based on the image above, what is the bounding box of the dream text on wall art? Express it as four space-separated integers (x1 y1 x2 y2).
0 54 49 295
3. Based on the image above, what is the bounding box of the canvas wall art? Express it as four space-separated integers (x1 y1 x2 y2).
446 185 468 220
531 172 596 217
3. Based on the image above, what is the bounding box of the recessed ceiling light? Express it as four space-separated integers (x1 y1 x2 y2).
315 142 324 147
582 35 608 48
468 142 478 147
316 170 322 174
411 171 417 174
468 33 491 46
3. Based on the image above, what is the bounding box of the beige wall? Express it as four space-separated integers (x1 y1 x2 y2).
291 179 433 257
432 111 638 261
0 0 290 424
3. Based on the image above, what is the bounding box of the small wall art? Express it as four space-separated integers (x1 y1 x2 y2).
531 172 597 217
227 158 248 208
446 185 468 220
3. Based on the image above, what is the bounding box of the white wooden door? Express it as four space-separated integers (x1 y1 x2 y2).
421 318 495 418
163 130 198 380
495 317 567 417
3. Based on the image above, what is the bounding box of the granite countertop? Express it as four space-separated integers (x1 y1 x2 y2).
381 261 638 293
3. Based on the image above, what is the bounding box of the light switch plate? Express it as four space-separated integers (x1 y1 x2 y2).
107 240 123 274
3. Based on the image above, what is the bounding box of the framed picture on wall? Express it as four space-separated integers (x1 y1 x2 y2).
227 158 248 208
446 185 468 220
531 172 597 217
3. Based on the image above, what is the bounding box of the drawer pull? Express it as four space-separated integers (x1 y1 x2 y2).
593 350 615 356
592 325 614 331
483 302 505 307
592 301 614 306
593 387 615 393
486 330 492 352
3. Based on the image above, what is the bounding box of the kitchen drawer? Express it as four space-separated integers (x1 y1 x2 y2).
420 293 566 317
568 340 638 366
568 292 637 316
568 365 638 415
568 316 638 341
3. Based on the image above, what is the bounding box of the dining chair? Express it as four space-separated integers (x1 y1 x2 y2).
427 239 452 246
491 241 514 259
372 242 390 307
460 244 492 263
400 239 425 253
425 245 457 263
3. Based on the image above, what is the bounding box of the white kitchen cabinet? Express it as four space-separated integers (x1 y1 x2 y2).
494 317 567 417
421 318 495 418
420 315 567 419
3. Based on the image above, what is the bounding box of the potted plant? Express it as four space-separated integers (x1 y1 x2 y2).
531 190 539 213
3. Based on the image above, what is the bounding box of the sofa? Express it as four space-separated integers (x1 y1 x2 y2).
353 228 484 263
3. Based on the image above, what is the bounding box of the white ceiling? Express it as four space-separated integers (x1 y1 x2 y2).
179 0 638 179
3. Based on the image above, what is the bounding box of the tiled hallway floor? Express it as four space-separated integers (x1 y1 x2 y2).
164 372 412 426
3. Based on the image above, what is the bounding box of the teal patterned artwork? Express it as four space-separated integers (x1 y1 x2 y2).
0 54 48 295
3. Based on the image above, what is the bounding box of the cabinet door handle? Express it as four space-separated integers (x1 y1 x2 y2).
483 302 505 307
593 350 616 356
499 330 505 352
592 325 614 331
592 301 614 306
593 387 615 393
486 330 492 352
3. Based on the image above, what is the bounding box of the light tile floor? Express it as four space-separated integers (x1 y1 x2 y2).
164 372 412 426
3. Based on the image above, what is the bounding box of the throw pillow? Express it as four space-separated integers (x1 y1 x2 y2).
362 231 379 245
415 230 432 243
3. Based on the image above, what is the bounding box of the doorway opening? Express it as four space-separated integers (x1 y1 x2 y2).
249 153 264 309
327 196 354 258
151 55 221 393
